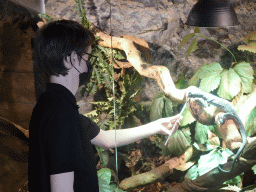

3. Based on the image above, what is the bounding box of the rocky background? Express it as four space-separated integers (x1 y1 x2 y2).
43 0 256 101
0 1 256 191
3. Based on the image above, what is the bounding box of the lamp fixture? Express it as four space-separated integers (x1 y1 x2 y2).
186 0 239 27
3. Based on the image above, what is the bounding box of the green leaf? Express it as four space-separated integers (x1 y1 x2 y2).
194 27 201 33
180 106 195 126
198 62 223 92
96 147 109 167
252 165 256 174
179 33 195 49
97 168 112 192
198 148 233 176
163 96 174 117
175 75 186 90
195 122 210 144
182 128 192 145
245 107 256 137
199 62 223 79
187 37 198 56
188 63 207 86
199 73 221 92
185 165 199 180
233 62 254 94
166 130 191 156
150 92 165 121
217 69 241 100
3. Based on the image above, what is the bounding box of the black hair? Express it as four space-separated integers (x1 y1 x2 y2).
33 19 95 77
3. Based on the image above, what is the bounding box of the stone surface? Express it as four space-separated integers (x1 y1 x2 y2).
43 0 256 101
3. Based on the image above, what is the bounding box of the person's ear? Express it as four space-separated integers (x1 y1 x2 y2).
63 51 79 69
70 51 79 66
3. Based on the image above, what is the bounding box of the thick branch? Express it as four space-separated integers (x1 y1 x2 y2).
119 146 198 191
165 133 256 192
90 24 187 103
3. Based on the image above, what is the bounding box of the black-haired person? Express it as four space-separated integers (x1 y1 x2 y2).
29 19 182 192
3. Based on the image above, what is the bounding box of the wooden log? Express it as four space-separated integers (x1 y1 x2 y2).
119 145 198 191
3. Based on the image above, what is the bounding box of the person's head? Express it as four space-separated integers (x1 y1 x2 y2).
33 19 95 77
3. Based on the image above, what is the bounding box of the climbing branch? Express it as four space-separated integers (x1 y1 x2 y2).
90 24 187 103
119 145 199 191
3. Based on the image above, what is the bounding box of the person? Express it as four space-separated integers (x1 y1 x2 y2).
28 19 182 192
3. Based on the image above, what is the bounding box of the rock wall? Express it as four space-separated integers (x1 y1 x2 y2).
45 0 256 100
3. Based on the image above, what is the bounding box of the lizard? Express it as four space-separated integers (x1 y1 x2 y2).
186 87 247 173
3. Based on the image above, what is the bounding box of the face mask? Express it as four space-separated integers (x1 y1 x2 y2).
78 63 92 87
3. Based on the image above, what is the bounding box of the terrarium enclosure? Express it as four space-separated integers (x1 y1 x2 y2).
0 0 256 191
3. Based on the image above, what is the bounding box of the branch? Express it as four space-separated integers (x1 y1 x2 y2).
90 24 187 103
166 139 256 192
119 146 199 191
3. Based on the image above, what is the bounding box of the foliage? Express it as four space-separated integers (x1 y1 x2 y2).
85 70 144 130
81 44 125 98
73 0 91 29
149 28 256 187
150 91 173 121
238 31 256 54
97 168 126 192
38 13 57 23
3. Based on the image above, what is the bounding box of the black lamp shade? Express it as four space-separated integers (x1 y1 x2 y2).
186 0 239 27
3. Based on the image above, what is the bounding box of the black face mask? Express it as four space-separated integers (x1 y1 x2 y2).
78 63 92 87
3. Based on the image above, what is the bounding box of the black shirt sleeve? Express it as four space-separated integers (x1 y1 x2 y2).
46 107 76 175
79 114 100 140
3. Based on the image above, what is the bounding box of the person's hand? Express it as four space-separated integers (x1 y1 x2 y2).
154 114 183 136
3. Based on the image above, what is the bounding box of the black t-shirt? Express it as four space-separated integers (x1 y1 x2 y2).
28 83 100 192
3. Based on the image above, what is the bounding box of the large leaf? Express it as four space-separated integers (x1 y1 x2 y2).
185 164 199 180
180 105 195 126
199 73 221 92
166 130 191 157
233 62 254 94
245 107 256 137
188 63 207 86
164 96 174 117
198 148 233 176
199 62 223 79
150 92 165 121
217 69 241 100
187 37 198 56
179 33 195 49
150 92 173 121
97 168 112 192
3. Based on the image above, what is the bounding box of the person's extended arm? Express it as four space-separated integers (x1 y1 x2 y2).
91 114 182 150
50 171 74 192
